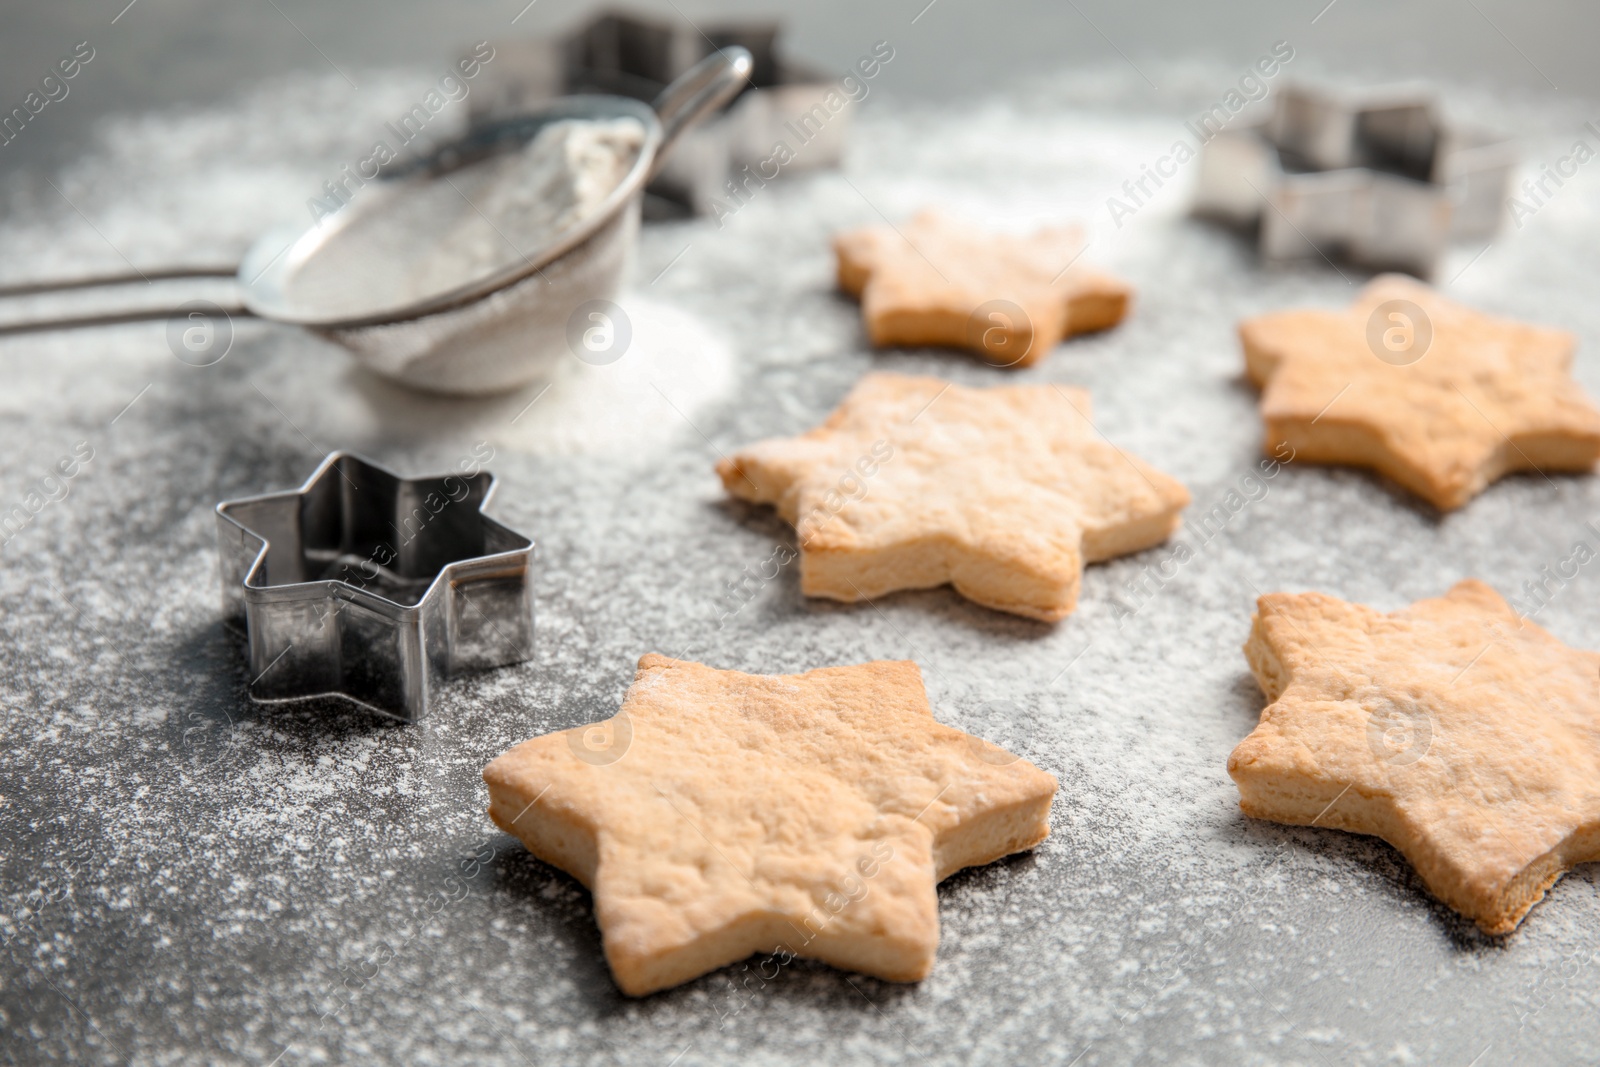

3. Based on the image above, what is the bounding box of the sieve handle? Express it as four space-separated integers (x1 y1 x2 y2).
0 303 253 337
0 265 238 299
648 46 754 182
0 265 249 335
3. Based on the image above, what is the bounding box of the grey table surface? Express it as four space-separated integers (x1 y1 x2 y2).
2 56 1600 1066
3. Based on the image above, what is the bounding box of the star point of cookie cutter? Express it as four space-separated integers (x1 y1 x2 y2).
215 451 535 722
1193 82 1517 277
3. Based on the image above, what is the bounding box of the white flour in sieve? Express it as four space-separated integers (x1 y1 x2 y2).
283 115 737 449
405 116 644 301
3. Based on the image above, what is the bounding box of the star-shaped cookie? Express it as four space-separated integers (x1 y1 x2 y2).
1240 274 1600 509
1228 580 1600 934
834 210 1132 367
483 655 1057 995
716 372 1189 621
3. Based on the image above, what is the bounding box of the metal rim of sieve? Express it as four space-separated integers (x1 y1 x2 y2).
239 47 752 330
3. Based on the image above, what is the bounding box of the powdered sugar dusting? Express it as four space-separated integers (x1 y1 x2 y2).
1 60 1598 1066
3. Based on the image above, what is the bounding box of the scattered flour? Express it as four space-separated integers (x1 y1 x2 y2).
276 293 737 456
2 59 1599 1067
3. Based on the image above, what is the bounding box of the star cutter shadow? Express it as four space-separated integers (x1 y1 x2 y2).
215 451 535 722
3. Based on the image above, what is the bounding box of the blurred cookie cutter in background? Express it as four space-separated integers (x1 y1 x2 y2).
216 452 535 722
0 47 753 395
467 10 852 215
1192 82 1517 277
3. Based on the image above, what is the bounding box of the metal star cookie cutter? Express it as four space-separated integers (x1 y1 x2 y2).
465 11 852 216
215 451 535 722
1193 82 1517 277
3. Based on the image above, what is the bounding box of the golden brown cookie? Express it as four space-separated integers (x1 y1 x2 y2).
1228 579 1600 934
834 209 1132 367
716 372 1189 622
483 654 1057 996
1240 274 1600 509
